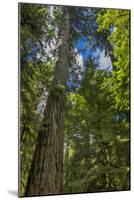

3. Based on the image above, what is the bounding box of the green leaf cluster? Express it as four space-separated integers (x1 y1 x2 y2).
97 9 130 111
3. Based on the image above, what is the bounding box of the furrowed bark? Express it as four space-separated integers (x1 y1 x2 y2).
25 7 70 196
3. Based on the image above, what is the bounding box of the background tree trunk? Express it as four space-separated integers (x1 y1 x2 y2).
25 7 70 196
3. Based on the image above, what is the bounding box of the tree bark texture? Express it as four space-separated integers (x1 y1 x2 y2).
25 7 70 196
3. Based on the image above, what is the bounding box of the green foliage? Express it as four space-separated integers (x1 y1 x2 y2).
20 4 130 195
63 62 130 193
97 9 130 111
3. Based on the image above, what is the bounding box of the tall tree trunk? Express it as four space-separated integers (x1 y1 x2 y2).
25 7 70 196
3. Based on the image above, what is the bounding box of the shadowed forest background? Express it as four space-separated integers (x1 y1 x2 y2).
19 3 130 197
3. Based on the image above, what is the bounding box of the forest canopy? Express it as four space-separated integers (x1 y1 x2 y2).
19 3 130 197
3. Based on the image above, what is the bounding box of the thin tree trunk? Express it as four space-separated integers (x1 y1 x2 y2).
25 7 70 196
